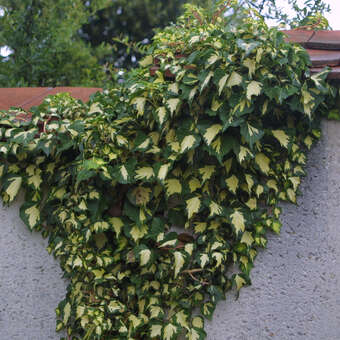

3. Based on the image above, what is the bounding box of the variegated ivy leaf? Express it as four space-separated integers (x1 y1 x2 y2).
151 324 163 337
165 179 182 197
173 251 185 278
209 201 223 217
156 106 167 126
199 71 213 93
225 175 239 194
201 302 215 319
20 202 40 230
255 153 270 174
206 54 220 67
272 130 290 148
199 165 215 182
135 167 155 181
227 71 243 88
131 97 146 116
237 145 254 163
163 323 178 340
241 231 254 247
203 124 222 145
186 196 201 219
180 135 199 153
246 81 262 100
109 217 124 238
218 74 228 96
234 274 247 291
230 210 246 234
158 163 171 181
139 55 153 67
240 123 264 148
166 98 181 116
243 58 256 77
3 176 22 203
140 249 152 266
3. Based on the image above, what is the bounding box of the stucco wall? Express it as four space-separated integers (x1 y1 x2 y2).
0 120 339 340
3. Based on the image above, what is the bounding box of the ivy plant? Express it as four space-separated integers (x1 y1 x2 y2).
0 1 336 339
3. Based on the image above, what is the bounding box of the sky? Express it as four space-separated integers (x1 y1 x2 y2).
1 1 340 58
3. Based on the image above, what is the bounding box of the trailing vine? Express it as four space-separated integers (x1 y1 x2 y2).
0 2 338 339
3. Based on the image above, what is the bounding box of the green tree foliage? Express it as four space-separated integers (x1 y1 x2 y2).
0 0 109 87
80 0 215 68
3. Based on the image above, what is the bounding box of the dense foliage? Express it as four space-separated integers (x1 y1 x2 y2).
0 2 337 339
0 0 109 87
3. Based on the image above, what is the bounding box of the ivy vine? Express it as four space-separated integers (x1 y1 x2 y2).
0 2 338 339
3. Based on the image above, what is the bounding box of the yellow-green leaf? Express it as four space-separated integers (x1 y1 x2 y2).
163 323 177 340
110 217 124 237
218 74 228 95
176 310 189 328
156 106 167 125
246 81 262 100
63 302 71 325
189 178 201 192
272 130 290 148
135 167 154 180
25 205 40 228
5 176 22 202
132 97 146 116
139 55 153 67
186 197 201 219
227 71 242 88
140 249 151 266
180 135 197 153
231 210 245 233
166 98 180 115
203 124 222 145
241 231 254 246
165 179 182 196
158 163 170 181
209 201 223 216
255 153 270 174
151 324 162 337
200 253 209 268
199 165 215 182
234 274 246 290
226 175 239 194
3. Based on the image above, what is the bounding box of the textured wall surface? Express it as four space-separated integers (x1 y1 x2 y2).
0 120 339 340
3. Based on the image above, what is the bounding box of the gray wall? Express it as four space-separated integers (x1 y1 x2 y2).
0 120 339 340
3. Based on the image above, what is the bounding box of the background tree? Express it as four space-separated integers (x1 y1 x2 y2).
0 0 109 87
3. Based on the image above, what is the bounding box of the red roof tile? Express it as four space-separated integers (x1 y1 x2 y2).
0 87 102 111
284 30 340 79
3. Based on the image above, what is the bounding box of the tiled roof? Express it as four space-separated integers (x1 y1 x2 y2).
0 87 102 111
283 30 340 78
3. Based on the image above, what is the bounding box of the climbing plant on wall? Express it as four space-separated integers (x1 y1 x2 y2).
0 1 337 339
